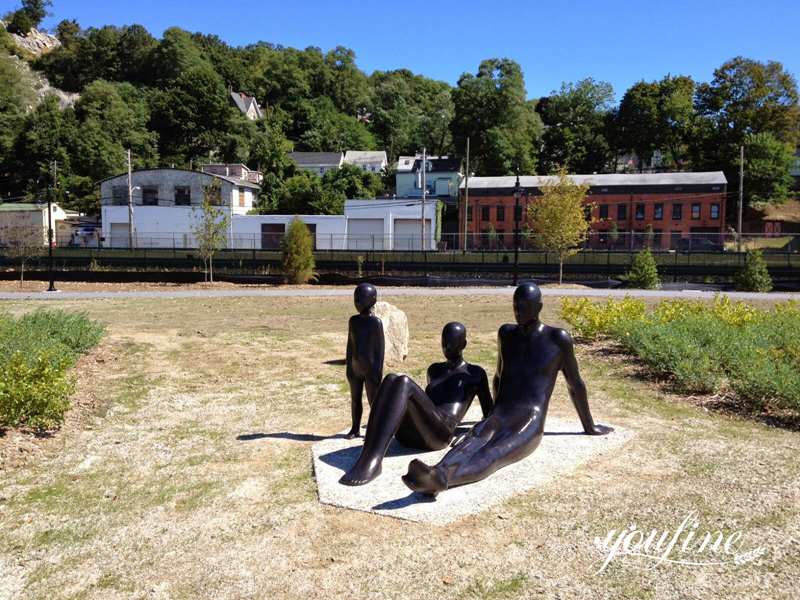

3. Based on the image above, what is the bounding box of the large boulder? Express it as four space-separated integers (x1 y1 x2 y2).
374 301 409 368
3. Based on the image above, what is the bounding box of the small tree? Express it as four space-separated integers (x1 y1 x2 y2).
736 250 773 292
192 179 230 283
1 224 44 285
609 222 620 248
282 217 316 284
644 224 655 249
528 171 591 284
626 248 660 289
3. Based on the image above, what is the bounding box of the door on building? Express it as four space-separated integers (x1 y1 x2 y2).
393 219 431 251
239 188 246 207
109 223 130 248
347 219 384 250
261 224 285 249
306 224 317 250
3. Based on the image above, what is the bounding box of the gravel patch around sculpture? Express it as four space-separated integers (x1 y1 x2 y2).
312 408 632 524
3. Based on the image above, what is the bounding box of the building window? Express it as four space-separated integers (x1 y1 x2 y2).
599 204 609 220
710 203 720 220
672 203 683 220
481 206 491 221
496 206 505 221
174 187 191 206
617 204 627 221
635 204 645 220
111 186 127 206
654 204 663 220
467 206 473 221
142 186 158 206
691 203 701 219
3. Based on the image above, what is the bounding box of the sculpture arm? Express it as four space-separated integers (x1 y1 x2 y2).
345 322 354 380
372 319 385 380
492 328 504 399
556 329 604 435
477 368 494 418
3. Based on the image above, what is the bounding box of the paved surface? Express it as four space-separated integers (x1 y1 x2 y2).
1 287 799 302
311 409 632 524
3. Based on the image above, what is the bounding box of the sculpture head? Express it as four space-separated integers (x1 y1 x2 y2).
441 322 467 362
513 282 543 326
354 283 378 314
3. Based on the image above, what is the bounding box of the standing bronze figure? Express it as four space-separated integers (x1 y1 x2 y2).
346 283 385 439
341 322 493 485
402 282 610 496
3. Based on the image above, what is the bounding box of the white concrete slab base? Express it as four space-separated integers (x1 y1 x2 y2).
311 409 633 525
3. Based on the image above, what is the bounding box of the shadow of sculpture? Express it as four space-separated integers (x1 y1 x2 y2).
372 492 437 511
323 359 346 366
318 440 428 473
236 432 347 442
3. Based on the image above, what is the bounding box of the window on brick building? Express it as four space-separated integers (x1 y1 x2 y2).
654 204 663 220
635 204 645 220
599 204 609 219
617 204 627 220
710 204 720 220
496 206 505 221
672 203 683 220
481 206 490 221
467 206 473 221
691 203 701 219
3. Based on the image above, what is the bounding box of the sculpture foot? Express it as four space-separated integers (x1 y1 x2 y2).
339 460 382 486
402 459 447 496
344 429 361 439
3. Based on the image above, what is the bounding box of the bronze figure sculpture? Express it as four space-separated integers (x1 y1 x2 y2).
346 283 385 439
340 322 493 485
402 282 610 496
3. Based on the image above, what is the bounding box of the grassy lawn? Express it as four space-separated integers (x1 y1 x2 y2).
0 294 798 599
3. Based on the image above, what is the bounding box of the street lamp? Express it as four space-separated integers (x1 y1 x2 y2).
46 161 58 292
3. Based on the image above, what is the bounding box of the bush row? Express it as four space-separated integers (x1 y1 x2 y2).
560 296 800 410
0 310 105 429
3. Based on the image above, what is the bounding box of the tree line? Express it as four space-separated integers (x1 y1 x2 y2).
1 1 798 217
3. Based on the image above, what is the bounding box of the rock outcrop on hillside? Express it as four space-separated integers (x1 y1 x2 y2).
1 22 61 57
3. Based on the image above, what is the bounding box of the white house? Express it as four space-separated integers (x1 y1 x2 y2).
343 151 388 174
344 199 436 251
99 167 260 248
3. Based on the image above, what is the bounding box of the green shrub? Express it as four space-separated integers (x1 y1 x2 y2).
626 248 660 289
282 218 316 284
560 296 800 411
0 310 104 430
735 250 773 292
6 9 34 35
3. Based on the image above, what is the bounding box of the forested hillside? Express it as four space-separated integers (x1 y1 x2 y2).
1 0 798 216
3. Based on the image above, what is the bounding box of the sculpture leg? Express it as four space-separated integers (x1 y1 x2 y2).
346 375 364 439
340 375 453 486
403 415 544 495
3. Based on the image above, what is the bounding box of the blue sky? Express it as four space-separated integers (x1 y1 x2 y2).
5 0 799 99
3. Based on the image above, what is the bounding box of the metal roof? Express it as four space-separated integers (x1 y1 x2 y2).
288 152 343 167
461 171 728 189
98 168 260 189
344 150 388 165
0 202 44 212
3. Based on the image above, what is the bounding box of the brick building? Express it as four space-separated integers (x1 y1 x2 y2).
459 172 727 250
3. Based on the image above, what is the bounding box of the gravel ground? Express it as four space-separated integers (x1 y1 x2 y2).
0 294 797 599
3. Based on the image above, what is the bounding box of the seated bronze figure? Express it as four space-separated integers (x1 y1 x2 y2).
402 282 610 496
346 283 385 439
340 322 493 486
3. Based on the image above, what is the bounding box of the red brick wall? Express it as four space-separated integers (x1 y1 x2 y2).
461 190 727 250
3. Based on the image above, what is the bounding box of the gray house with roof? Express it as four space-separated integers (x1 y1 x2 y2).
288 152 344 176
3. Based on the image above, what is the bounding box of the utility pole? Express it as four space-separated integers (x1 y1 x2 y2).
46 161 58 292
420 147 427 251
513 172 521 285
127 149 135 250
737 145 744 253
463 137 470 253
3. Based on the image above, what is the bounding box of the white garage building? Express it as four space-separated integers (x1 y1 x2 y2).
99 167 437 251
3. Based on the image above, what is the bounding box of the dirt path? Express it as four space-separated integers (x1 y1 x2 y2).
0 295 798 599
